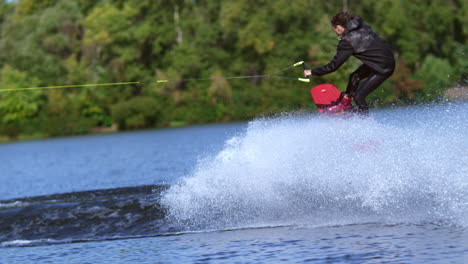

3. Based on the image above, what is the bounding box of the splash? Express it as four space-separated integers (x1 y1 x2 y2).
161 102 468 230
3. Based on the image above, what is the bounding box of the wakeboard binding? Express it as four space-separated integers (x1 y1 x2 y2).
310 84 354 115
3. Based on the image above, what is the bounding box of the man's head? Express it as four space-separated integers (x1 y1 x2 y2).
331 11 353 36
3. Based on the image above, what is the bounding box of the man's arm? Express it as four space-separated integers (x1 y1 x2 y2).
304 40 354 77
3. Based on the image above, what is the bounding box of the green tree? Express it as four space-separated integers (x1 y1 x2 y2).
413 56 454 102
14 0 57 16
0 65 42 139
111 96 161 130
0 0 83 85
0 0 465 141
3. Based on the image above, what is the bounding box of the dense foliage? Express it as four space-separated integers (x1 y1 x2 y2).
0 0 466 140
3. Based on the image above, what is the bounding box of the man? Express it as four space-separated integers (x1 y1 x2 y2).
304 12 395 114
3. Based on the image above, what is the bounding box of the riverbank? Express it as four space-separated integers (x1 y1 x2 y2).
1 91 466 144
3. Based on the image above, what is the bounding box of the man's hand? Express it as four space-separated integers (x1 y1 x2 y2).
304 70 312 77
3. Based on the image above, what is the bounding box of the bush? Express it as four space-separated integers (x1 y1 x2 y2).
111 96 161 130
413 55 454 102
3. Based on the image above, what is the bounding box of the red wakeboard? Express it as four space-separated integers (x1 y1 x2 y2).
310 84 342 114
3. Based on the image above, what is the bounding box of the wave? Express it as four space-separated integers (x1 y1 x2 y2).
0 185 171 247
161 102 468 231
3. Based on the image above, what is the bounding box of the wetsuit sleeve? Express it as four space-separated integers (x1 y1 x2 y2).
311 40 354 76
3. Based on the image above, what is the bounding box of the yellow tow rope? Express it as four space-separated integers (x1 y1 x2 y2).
0 61 309 93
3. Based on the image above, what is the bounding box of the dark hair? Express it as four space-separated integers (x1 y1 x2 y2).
331 11 353 27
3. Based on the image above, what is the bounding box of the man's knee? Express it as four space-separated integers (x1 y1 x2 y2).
349 70 362 84
347 71 362 97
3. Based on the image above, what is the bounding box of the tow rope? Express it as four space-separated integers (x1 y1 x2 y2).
0 61 308 93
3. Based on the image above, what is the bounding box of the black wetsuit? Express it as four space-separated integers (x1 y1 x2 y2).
310 16 395 113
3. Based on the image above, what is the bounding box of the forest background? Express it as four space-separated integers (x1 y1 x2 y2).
0 0 466 140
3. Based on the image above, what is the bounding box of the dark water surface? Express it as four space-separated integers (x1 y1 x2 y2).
1 103 467 263
3 223 466 264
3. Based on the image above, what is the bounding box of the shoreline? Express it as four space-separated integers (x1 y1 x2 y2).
1 97 466 144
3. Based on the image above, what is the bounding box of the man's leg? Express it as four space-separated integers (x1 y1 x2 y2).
354 71 392 113
345 64 373 98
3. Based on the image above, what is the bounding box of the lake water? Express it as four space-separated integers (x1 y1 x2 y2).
1 102 467 263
